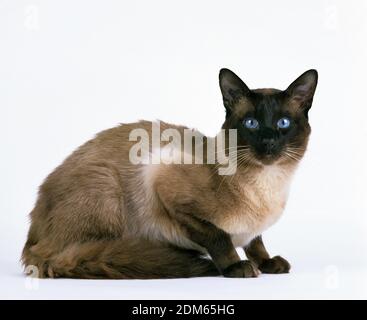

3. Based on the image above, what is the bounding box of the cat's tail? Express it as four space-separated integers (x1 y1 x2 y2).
21 238 219 279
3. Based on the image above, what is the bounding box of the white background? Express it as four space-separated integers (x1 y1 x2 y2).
1 0 366 299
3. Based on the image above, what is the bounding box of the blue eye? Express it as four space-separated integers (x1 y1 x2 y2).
277 117 291 129
243 118 259 129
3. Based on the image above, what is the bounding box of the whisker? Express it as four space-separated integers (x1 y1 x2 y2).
283 152 300 162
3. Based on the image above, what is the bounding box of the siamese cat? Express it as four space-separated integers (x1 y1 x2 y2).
22 68 318 279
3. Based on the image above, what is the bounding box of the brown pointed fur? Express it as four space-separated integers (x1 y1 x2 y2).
22 120 298 278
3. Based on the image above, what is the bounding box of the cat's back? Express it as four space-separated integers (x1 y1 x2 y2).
43 120 183 179
39 120 191 202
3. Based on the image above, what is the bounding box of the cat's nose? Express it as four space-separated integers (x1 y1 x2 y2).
261 138 276 152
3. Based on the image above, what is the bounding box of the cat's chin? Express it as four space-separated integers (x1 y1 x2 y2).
257 154 281 166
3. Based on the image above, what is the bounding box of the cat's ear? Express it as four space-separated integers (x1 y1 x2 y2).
219 68 250 113
285 69 318 115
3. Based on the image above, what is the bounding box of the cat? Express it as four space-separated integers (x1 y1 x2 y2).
22 68 318 279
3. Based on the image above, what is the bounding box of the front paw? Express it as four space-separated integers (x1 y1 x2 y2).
259 255 291 274
223 260 260 278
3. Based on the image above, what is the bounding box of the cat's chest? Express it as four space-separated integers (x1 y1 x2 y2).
217 165 293 246
241 165 290 211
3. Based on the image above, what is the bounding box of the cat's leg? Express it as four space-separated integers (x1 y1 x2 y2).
173 213 259 278
244 235 291 274
22 162 126 277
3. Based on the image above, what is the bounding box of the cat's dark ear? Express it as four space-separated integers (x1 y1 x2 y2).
219 68 250 114
285 69 318 115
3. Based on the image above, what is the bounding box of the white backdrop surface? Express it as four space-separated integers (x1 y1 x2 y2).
0 0 366 299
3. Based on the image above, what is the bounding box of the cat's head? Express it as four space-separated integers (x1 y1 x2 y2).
219 68 318 166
